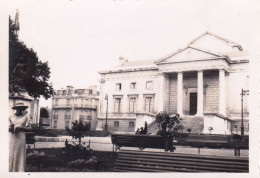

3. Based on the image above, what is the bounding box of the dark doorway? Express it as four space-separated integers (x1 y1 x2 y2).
190 92 197 115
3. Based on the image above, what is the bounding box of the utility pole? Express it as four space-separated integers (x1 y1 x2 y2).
240 89 249 136
105 94 108 131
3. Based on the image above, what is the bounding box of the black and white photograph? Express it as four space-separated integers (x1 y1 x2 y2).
1 0 260 177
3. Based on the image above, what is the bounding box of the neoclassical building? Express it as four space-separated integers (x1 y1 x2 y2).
50 85 99 130
97 32 249 135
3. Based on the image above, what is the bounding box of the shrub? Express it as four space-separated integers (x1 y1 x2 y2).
156 112 184 138
66 120 91 146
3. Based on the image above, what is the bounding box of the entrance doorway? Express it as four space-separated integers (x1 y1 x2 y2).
190 92 197 115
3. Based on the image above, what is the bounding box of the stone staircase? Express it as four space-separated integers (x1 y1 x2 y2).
147 120 159 135
180 116 204 133
145 115 204 134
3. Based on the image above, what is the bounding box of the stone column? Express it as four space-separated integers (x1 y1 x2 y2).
158 73 165 112
219 69 226 115
197 71 204 116
177 72 183 115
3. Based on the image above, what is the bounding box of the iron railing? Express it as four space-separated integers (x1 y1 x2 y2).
26 139 249 157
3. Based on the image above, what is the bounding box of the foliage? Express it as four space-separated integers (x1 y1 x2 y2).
156 112 184 138
27 150 46 158
26 148 116 172
67 156 98 169
9 16 54 99
31 123 59 137
187 128 192 133
66 120 91 145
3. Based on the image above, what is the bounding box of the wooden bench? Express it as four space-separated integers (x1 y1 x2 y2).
111 134 175 151
26 132 35 144
113 150 249 172
26 132 35 149
186 134 231 147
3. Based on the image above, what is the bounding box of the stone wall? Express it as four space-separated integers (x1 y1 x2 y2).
204 71 219 113
97 118 136 133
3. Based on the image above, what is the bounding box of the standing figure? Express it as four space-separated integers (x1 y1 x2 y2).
143 121 148 134
9 102 31 172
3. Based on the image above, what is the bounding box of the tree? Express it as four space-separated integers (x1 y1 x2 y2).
9 16 54 99
156 112 183 138
66 120 91 146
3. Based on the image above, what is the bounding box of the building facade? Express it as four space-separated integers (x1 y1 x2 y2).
50 85 99 130
97 32 249 135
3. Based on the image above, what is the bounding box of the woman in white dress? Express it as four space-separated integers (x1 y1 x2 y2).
9 102 31 172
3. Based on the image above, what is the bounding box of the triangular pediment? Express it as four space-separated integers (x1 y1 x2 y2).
157 46 223 64
189 32 243 53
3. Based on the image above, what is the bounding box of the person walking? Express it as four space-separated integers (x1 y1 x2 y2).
9 102 31 172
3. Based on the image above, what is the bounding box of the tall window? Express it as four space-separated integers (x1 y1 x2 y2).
114 121 119 127
116 83 122 91
129 122 135 128
53 110 58 119
114 98 121 113
130 82 136 90
53 120 57 129
65 121 69 128
89 90 92 95
67 99 71 106
55 99 59 106
144 96 153 112
57 90 62 96
129 97 137 113
65 110 70 118
62 90 67 95
81 99 84 106
146 81 153 90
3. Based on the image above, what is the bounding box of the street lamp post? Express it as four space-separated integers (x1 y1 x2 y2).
105 94 108 131
240 89 249 136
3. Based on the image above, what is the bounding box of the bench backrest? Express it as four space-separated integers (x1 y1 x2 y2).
111 134 168 149
113 150 249 172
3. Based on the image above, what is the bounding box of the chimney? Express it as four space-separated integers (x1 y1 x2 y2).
119 56 126 65
67 85 74 89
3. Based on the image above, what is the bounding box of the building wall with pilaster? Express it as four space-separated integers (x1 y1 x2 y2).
100 70 160 115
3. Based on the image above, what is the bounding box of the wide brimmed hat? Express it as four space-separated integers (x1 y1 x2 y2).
12 102 28 110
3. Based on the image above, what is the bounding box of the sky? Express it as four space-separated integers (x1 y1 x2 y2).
5 0 260 108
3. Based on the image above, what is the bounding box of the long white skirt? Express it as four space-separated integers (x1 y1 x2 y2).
9 132 26 172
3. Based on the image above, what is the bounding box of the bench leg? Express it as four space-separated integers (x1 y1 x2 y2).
115 146 121 151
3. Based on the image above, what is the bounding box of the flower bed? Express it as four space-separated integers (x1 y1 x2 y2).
26 148 116 172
